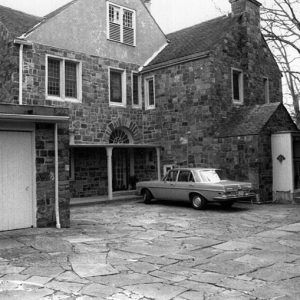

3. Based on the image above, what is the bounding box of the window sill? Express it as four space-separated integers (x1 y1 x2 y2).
46 95 82 103
109 102 127 108
232 100 244 105
107 38 136 47
145 106 156 110
132 105 142 109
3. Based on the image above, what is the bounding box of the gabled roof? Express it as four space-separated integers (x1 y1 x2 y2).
217 102 292 137
24 0 79 37
0 5 41 38
146 14 240 69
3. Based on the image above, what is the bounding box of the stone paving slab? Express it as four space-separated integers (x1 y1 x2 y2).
0 202 299 299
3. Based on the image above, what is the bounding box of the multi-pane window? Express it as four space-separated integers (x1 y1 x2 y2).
65 61 77 98
107 2 136 46
132 72 141 107
145 76 155 109
232 68 244 103
109 68 126 106
47 56 81 102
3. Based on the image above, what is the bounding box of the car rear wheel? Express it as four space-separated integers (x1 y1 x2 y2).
191 194 207 210
142 189 152 204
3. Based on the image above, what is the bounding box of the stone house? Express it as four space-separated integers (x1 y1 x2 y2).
0 0 297 231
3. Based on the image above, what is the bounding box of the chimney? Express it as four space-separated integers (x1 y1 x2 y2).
229 0 261 27
144 0 151 11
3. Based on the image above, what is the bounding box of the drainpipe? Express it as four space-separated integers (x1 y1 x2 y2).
54 123 61 229
18 44 23 105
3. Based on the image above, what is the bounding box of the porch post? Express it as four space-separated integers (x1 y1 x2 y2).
156 147 161 180
106 146 113 200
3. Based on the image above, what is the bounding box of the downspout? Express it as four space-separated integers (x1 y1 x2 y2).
19 44 23 105
54 123 61 229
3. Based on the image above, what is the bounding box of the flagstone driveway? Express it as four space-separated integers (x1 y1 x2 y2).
0 200 299 299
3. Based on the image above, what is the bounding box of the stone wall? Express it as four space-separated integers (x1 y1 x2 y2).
70 148 107 198
36 123 70 227
21 43 163 145
0 25 19 104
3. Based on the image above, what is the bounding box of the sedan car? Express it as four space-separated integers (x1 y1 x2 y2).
136 168 256 209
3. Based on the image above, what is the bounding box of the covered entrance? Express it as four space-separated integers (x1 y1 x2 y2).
272 131 300 203
70 127 162 201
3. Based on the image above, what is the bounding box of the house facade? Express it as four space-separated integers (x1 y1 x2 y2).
0 0 297 230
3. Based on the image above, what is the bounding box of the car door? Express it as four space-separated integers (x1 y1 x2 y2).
156 170 179 200
175 170 195 201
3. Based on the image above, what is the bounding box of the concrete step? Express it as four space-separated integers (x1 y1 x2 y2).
70 193 142 207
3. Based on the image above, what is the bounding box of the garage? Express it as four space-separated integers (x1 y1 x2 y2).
0 130 35 231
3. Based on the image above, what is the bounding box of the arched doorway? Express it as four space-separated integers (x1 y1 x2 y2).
109 128 133 191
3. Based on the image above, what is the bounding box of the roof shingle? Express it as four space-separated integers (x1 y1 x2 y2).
217 102 284 137
147 14 240 67
0 5 41 38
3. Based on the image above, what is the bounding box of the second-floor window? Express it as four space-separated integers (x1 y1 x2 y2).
46 56 82 102
109 67 126 107
145 76 155 109
107 2 136 46
232 68 244 104
132 72 141 108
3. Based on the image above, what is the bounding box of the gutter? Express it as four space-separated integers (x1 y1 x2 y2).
54 123 61 229
14 39 33 105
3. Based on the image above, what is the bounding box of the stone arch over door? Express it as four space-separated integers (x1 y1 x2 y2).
104 118 140 143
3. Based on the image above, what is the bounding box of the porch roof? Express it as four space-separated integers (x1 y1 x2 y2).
70 143 162 149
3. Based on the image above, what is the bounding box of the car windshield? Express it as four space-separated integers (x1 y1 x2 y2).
196 170 223 183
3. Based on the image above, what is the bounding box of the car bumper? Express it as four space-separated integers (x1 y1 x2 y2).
213 194 256 202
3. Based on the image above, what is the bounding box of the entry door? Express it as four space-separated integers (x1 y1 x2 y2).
0 131 34 231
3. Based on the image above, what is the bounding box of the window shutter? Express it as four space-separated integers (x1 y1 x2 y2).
109 22 121 42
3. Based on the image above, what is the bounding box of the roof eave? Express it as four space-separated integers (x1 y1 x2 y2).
141 51 211 73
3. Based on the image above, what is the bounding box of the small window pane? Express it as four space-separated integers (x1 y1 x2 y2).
123 10 133 28
48 58 60 96
65 61 77 98
232 70 240 101
132 74 139 106
110 70 123 103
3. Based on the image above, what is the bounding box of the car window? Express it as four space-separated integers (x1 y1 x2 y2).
178 171 194 182
198 170 221 183
165 170 178 182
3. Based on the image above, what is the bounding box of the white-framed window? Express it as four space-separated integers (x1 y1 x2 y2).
145 75 155 110
46 55 82 102
263 77 270 103
231 68 244 104
109 67 126 107
107 1 136 46
132 71 141 108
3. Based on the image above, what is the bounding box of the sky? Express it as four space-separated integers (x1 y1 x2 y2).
0 0 234 33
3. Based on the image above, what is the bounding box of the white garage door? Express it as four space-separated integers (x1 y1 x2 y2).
0 131 34 231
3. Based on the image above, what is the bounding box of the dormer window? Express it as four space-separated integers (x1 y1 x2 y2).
107 2 136 46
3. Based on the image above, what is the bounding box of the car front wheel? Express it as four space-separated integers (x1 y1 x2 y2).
191 194 207 210
142 189 152 204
